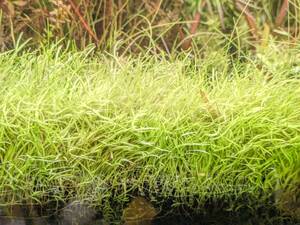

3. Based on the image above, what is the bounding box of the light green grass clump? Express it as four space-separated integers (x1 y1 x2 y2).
0 45 299 208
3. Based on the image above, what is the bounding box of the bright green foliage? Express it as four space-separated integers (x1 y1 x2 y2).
0 44 299 210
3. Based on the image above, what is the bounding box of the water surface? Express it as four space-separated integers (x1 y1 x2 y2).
0 202 298 225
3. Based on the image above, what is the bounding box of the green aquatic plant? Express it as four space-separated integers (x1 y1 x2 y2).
0 43 299 217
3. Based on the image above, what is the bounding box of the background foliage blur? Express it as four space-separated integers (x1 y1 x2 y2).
0 0 299 52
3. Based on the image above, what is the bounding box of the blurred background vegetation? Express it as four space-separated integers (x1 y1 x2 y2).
0 0 299 53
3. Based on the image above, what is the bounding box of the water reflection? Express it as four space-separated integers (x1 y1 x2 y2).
0 203 107 225
0 201 298 225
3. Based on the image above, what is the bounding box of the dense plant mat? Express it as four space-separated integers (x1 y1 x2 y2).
0 44 299 218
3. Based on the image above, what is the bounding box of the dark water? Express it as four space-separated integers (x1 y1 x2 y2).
0 203 299 225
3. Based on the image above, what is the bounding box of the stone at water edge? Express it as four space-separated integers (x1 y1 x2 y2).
122 197 158 225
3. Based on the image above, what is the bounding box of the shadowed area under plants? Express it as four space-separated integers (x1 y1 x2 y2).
0 197 299 225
